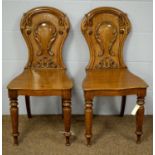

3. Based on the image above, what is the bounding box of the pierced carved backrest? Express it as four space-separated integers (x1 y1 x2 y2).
81 7 131 69
21 7 70 69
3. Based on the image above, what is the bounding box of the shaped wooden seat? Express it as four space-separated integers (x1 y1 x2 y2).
7 7 73 145
8 69 72 91
83 69 147 91
81 7 148 145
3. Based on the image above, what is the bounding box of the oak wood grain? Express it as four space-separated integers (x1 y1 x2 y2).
7 6 73 145
81 7 148 145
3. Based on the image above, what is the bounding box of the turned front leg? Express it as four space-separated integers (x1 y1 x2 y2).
135 96 145 144
85 100 93 145
63 99 71 146
9 94 19 145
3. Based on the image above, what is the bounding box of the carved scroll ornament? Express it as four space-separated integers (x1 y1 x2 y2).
34 22 57 56
20 7 70 69
81 7 131 69
32 22 58 68
95 21 118 68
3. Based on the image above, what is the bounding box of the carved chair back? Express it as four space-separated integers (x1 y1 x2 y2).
20 7 70 69
81 7 131 69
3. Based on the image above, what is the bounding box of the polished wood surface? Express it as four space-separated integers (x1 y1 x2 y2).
20 7 69 69
81 7 148 145
83 69 147 91
81 7 131 70
8 69 72 90
7 7 73 145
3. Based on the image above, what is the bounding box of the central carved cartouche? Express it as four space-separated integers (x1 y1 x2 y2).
34 22 57 56
33 22 58 68
21 7 70 69
95 21 118 68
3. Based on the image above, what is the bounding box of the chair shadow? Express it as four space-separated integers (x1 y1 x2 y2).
94 96 120 116
118 116 153 143
19 95 62 143
19 116 37 143
92 118 115 145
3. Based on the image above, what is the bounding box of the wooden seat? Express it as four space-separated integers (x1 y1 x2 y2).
8 69 72 91
81 7 148 145
7 7 73 145
83 69 147 91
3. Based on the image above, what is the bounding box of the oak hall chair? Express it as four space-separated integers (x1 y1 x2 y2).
7 7 73 145
81 7 148 145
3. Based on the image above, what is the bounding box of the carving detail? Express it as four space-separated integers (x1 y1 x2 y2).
81 7 131 69
95 22 117 56
32 22 58 68
34 22 57 56
95 22 118 68
25 26 32 35
119 14 130 35
137 97 145 106
20 7 70 69
95 56 118 69
32 56 58 68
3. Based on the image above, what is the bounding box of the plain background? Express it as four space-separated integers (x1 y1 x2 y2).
2 0 153 115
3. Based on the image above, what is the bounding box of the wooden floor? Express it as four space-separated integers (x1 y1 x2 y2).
2 115 152 155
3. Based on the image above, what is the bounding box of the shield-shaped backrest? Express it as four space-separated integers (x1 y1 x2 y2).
81 7 131 70
21 7 70 69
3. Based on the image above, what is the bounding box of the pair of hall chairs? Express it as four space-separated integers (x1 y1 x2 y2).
7 6 148 146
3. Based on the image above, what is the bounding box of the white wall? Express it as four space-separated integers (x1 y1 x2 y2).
2 0 153 115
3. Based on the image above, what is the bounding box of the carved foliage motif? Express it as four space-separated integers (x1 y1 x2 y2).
21 7 70 69
95 56 118 69
32 56 57 68
81 7 131 69
32 22 58 68
95 21 118 68
34 22 57 56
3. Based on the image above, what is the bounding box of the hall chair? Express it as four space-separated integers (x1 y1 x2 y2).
7 7 73 145
81 7 148 145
